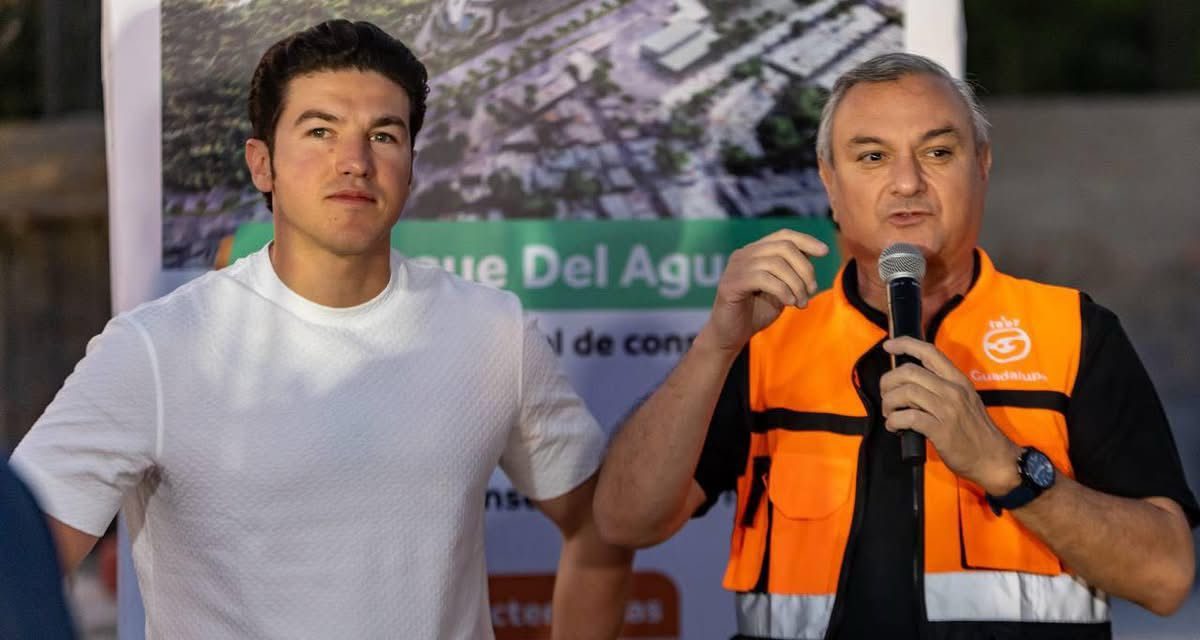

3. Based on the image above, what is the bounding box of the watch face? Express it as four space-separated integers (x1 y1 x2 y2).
1024 450 1056 489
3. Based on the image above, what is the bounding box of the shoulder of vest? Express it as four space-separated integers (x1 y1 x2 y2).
940 267 1085 398
989 269 1082 301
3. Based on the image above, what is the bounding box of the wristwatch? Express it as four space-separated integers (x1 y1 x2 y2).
985 447 1056 515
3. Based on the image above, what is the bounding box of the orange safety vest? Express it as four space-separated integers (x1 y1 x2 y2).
727 250 1108 639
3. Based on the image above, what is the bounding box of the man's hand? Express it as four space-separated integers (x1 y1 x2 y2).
880 337 1022 495
704 229 829 354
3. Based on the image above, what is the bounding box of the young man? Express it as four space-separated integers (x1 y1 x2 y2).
11 20 631 638
595 53 1197 639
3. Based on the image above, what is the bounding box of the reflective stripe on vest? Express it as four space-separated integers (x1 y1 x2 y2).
735 592 833 640
925 572 1108 622
734 574 1109 639
726 249 1107 637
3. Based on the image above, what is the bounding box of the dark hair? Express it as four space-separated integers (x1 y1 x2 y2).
247 20 430 209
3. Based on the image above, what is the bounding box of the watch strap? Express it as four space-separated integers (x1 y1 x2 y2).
986 482 1039 516
985 446 1052 515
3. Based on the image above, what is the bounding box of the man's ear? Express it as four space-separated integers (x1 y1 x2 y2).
817 156 838 224
977 140 993 182
245 138 274 194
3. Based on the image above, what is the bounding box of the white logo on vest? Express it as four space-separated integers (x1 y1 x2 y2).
983 316 1032 363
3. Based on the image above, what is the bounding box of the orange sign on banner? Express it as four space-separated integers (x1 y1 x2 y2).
489 571 680 639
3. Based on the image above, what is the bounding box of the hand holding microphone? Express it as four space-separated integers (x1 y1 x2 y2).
878 243 927 464
878 245 1022 486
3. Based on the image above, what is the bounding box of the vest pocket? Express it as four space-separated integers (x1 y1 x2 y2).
769 452 854 519
956 408 1070 576
957 479 1062 575
762 436 859 594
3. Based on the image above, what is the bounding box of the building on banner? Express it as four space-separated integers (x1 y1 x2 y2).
101 0 961 637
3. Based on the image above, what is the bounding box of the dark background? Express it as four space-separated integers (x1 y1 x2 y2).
6 1 1200 121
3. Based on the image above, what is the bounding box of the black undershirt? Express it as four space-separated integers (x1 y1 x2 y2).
830 341 919 640
694 259 1200 640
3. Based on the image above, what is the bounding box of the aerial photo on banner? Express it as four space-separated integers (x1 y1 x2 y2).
161 0 904 268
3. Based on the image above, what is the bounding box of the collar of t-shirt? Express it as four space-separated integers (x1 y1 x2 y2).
244 245 401 327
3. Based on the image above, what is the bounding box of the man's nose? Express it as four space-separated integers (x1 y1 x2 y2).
889 153 926 198
335 137 372 178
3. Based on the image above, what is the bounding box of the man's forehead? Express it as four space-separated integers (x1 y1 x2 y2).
832 74 971 140
280 70 411 122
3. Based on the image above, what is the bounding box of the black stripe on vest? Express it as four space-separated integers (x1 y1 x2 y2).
978 390 1070 415
751 409 870 435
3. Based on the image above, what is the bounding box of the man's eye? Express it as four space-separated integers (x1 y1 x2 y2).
371 132 398 143
859 151 884 162
308 127 331 138
928 148 952 158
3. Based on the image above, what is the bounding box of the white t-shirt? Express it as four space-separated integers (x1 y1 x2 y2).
10 247 605 639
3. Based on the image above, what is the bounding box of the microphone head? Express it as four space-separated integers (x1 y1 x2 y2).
878 243 926 284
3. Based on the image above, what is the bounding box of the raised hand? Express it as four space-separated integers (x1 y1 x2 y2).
705 229 829 354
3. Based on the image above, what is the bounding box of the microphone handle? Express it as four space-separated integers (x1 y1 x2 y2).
887 278 926 465
899 414 926 464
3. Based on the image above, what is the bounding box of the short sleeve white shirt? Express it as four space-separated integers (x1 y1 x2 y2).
11 247 605 639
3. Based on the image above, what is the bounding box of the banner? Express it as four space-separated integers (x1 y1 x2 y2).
102 1 962 637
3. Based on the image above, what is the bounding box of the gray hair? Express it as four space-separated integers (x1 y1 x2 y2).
815 52 990 165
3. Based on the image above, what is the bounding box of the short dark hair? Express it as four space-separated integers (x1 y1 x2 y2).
248 20 430 209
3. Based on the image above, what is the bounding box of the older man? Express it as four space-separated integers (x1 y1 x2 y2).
594 52 1197 639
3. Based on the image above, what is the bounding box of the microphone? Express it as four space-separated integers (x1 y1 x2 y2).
878 243 927 465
